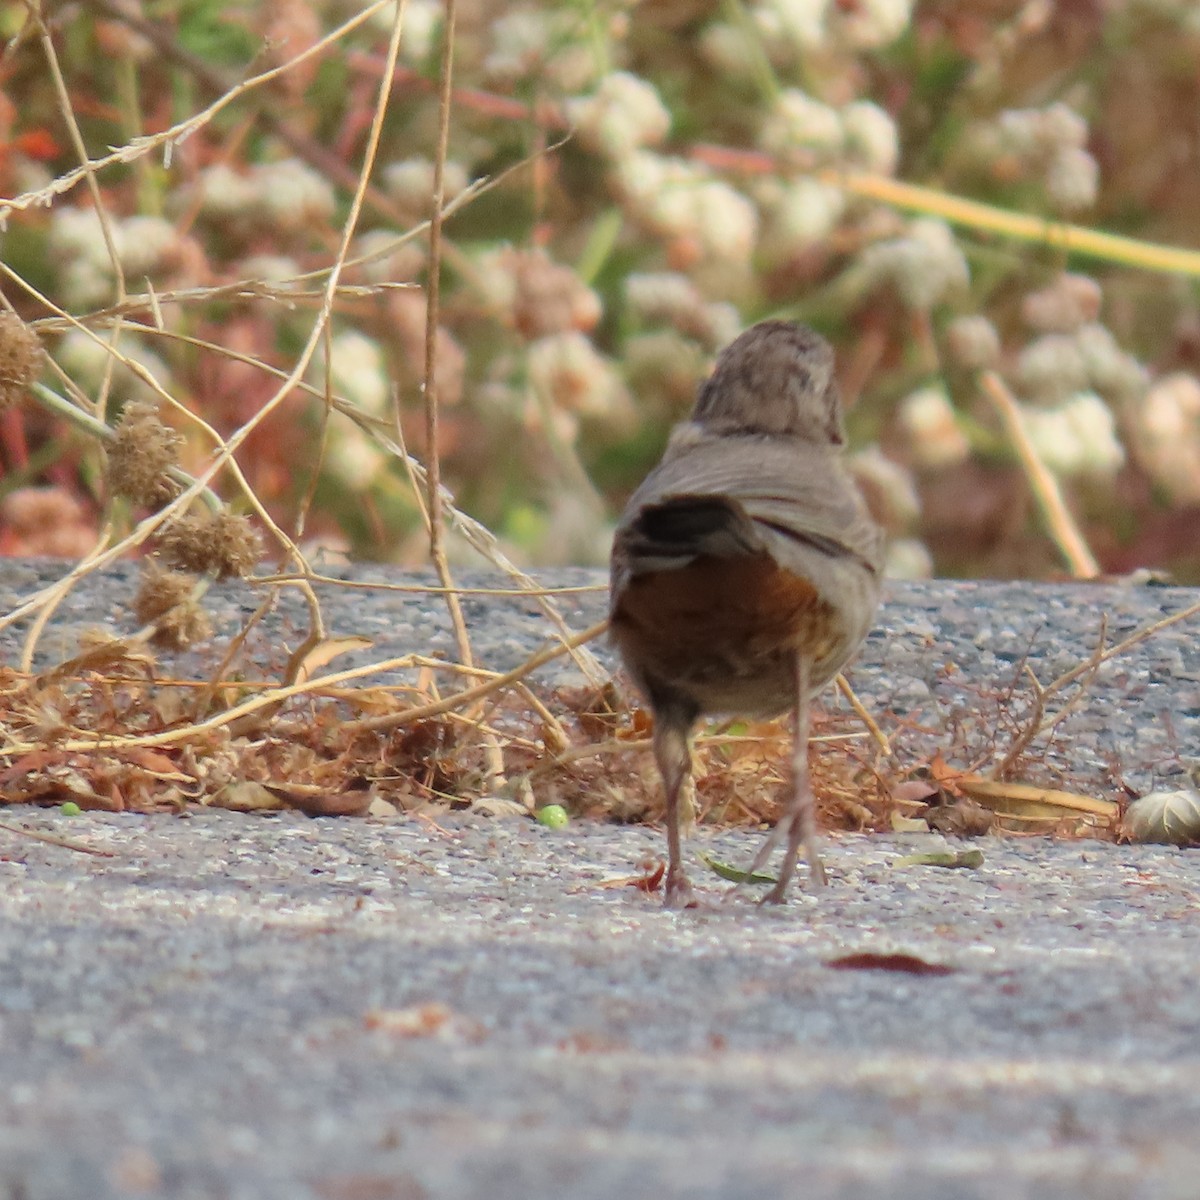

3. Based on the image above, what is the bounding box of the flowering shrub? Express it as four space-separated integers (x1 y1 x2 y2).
3 0 1200 581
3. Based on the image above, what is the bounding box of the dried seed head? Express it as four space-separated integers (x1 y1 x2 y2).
157 511 262 580
134 562 211 649
509 248 602 340
527 331 630 427
0 311 45 411
107 400 183 508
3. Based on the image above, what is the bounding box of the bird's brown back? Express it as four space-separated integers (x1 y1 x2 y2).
610 320 883 719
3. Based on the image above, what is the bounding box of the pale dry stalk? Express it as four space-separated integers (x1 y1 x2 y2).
981 370 1100 578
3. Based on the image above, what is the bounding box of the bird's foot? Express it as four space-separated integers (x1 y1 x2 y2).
664 865 698 909
760 847 827 905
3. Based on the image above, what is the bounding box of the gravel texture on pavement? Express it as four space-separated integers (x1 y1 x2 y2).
1 560 1200 1199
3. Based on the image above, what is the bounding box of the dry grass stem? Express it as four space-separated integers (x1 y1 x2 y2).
417 0 473 671
981 371 1100 579
835 673 891 756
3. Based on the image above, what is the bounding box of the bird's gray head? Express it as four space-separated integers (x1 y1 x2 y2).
690 320 846 446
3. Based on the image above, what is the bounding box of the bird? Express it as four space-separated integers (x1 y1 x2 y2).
609 319 884 907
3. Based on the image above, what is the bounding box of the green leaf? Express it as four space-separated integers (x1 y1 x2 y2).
893 850 984 870
701 854 776 885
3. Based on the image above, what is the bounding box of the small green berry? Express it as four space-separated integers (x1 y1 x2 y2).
60 802 82 817
536 804 569 829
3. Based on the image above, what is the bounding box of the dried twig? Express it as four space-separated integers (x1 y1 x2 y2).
0 819 117 858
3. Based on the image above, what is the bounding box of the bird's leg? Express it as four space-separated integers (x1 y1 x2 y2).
653 712 698 909
763 653 825 904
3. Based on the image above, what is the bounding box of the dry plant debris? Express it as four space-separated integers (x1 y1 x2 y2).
2 2 1200 860
0 606 1152 853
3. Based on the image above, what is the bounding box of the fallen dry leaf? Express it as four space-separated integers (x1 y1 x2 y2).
826 952 956 976
288 635 374 687
362 1003 483 1041
597 858 665 892
267 786 375 818
924 799 995 837
205 781 284 812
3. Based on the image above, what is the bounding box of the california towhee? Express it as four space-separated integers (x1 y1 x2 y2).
609 320 884 906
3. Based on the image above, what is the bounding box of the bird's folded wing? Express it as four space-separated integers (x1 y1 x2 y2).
615 436 883 573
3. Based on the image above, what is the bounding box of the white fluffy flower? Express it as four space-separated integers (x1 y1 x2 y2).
841 101 899 175
684 181 760 264
527 332 627 423
484 9 595 92
1036 103 1090 153
1131 372 1200 503
312 330 390 416
830 0 912 48
116 216 182 278
859 218 969 309
391 0 441 64
324 423 388 490
484 9 553 79
619 154 758 265
1075 323 1148 399
240 254 302 283
849 444 920 531
255 158 337 233
625 272 704 323
885 537 933 580
699 21 763 82
56 330 171 402
49 209 183 305
761 179 845 260
898 384 970 469
193 163 260 220
383 158 469 210
568 72 671 159
1045 146 1099 212
623 274 740 347
760 89 844 160
945 315 1001 370
1017 334 1090 406
753 0 830 52
1022 392 1124 477
352 230 425 285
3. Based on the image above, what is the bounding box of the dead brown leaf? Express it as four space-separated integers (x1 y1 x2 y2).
826 952 956 976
